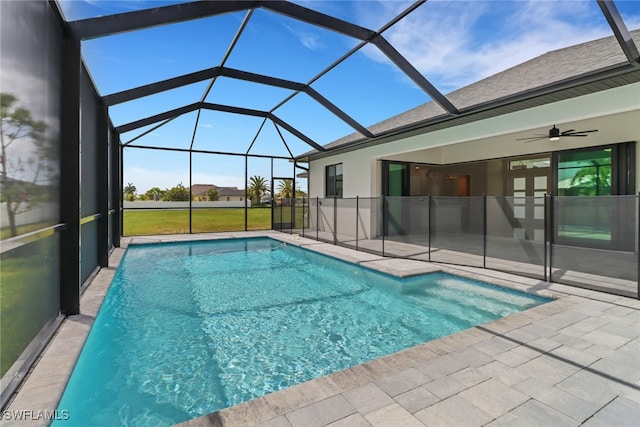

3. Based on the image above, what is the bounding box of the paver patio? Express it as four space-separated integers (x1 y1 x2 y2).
5 232 640 427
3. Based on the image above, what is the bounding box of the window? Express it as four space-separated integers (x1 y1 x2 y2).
326 163 343 197
557 148 612 196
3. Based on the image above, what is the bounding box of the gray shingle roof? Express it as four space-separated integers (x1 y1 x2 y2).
306 30 640 157
191 184 245 197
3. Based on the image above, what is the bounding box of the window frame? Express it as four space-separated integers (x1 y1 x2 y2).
325 163 343 198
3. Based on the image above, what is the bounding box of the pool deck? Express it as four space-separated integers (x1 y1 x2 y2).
5 231 640 426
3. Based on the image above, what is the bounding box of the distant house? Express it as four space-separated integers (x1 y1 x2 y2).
190 184 246 202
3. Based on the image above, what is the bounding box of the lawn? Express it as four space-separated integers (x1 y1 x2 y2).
123 206 308 236
123 207 273 236
0 238 60 377
0 222 52 240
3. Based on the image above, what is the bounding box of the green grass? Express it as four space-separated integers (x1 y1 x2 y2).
0 238 59 377
123 208 273 236
123 206 308 236
0 222 52 240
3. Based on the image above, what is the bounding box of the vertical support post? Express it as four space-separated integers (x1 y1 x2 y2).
483 194 487 269
316 196 319 241
544 193 548 282
60 35 81 315
302 194 306 237
188 151 192 234
637 193 639 299
97 101 109 266
280 197 283 232
244 155 248 231
549 194 555 283
270 159 274 230
382 195 386 257
110 131 121 248
428 195 432 262
292 162 296 235
356 196 359 251
119 145 124 241
333 196 337 245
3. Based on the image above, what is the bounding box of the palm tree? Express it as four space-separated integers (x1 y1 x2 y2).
276 179 294 199
248 175 268 205
569 161 611 196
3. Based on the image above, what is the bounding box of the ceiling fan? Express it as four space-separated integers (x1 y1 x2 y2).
517 125 598 142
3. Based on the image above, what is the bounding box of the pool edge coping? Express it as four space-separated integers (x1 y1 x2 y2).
5 231 638 427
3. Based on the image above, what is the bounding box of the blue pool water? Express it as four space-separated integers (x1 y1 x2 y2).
54 237 548 426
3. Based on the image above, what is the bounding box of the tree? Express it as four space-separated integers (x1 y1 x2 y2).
0 93 48 237
143 187 165 201
569 161 611 196
163 183 191 201
276 180 297 207
206 187 219 201
276 179 295 199
248 175 268 205
123 182 136 201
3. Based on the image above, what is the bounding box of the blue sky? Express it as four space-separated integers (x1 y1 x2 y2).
56 0 640 194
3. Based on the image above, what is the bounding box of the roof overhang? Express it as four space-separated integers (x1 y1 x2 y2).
300 64 640 162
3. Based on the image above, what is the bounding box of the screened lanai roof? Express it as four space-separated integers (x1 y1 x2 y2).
56 0 640 160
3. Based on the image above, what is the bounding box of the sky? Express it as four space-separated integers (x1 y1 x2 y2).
55 0 640 194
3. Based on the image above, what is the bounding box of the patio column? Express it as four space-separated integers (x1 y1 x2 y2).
110 128 121 247
97 100 109 267
60 34 81 315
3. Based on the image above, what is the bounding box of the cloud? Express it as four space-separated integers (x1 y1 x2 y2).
283 23 323 50
364 0 615 92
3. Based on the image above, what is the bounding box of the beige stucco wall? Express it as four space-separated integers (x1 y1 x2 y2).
309 83 640 198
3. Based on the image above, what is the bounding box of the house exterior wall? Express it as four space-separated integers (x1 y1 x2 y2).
309 83 640 198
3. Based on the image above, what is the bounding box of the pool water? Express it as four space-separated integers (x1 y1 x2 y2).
54 237 548 426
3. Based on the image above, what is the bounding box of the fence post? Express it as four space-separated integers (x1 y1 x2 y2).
280 198 283 232
356 196 359 251
316 196 319 242
333 196 337 245
382 195 386 257
483 194 487 269
428 195 432 262
290 198 293 235
637 193 639 299
544 193 548 282
549 194 555 282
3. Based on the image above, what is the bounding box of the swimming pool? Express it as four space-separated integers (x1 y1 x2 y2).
54 237 549 426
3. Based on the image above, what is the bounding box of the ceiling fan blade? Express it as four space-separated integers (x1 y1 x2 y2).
516 134 546 140
560 129 575 135
516 136 546 142
563 129 598 136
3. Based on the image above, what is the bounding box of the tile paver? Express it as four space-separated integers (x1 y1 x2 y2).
513 377 597 422
364 403 424 427
375 368 430 397
458 378 530 418
394 387 440 414
414 395 493 427
582 396 640 427
490 400 578 427
423 376 468 400
342 383 395 415
4 232 639 427
285 395 356 427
